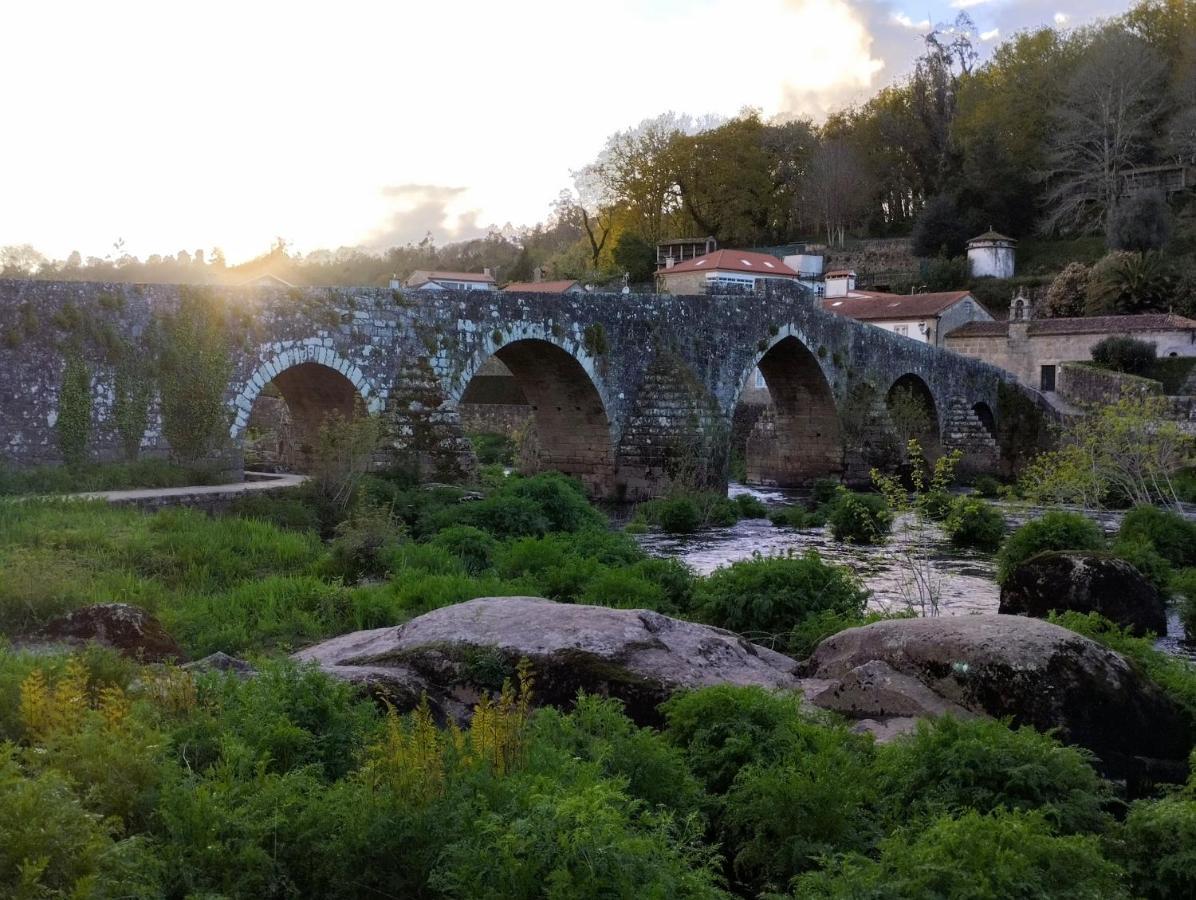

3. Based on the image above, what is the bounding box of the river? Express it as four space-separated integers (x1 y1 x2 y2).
632 483 1194 660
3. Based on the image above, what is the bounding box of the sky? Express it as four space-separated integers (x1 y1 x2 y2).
3 0 1127 264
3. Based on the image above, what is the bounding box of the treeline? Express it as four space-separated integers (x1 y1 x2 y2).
4 1 1196 290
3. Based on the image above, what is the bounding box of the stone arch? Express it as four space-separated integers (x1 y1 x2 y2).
231 344 381 470
886 373 942 458
736 333 843 486
454 333 616 496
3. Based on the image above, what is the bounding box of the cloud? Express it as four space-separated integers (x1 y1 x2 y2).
1054 12 1069 25
980 27 1000 40
951 0 991 8
364 184 490 250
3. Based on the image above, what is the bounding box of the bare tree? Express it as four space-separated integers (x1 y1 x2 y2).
802 138 873 247
1039 28 1167 235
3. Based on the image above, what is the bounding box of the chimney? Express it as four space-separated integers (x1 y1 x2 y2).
483 266 493 279
665 257 675 269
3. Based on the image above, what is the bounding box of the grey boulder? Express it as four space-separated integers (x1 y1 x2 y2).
294 595 801 724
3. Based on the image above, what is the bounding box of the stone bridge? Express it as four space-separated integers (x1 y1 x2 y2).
0 279 1012 499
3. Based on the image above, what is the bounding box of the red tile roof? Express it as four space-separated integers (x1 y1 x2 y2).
502 279 579 293
822 291 976 321
825 269 856 277
947 313 1196 339
661 249 798 277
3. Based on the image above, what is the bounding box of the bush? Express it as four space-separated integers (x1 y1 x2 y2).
1110 536 1174 596
795 809 1125 899
696 552 868 654
912 194 968 258
1116 796 1196 899
768 505 813 529
972 474 1002 498
1086 251 1179 315
732 493 768 519
467 431 515 466
810 478 841 507
1043 262 1091 318
1091 336 1158 375
922 490 954 521
428 525 498 575
661 685 821 794
996 511 1106 584
646 496 702 534
872 716 1110 835
1118 505 1196 569
827 491 893 544
944 497 1007 551
324 504 405 582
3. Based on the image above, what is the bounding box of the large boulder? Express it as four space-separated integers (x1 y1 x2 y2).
37 603 186 663
1000 552 1167 637
294 596 801 724
804 615 1192 783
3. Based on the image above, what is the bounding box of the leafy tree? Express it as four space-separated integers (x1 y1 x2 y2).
611 232 656 283
1108 189 1173 251
912 195 968 258
1043 262 1091 317
1085 251 1181 314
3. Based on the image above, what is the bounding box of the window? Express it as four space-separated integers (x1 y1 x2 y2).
707 273 755 291
754 369 766 389
1013 299 1025 321
892 324 909 336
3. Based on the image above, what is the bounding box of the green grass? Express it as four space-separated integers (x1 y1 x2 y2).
0 460 225 496
1017 236 1107 276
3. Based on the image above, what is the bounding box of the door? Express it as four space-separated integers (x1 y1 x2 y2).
1040 365 1056 392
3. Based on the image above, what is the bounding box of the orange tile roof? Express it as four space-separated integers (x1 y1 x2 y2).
823 291 975 321
502 280 579 293
662 249 798 277
947 313 1196 338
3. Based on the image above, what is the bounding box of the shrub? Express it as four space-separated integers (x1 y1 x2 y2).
1086 251 1179 315
662 685 819 794
1091 335 1158 375
922 489 954 521
1043 262 1091 318
944 497 1007 551
996 511 1106 584
647 496 702 534
768 505 813 528
468 431 515 466
696 552 868 655
1118 505 1196 569
723 726 878 893
229 487 322 532
1110 536 1174 596
872 716 1110 835
325 504 405 582
579 567 667 611
972 474 1002 498
810 478 841 507
732 493 768 519
795 809 1125 899
912 194 968 258
1116 796 1196 899
429 525 498 575
827 491 893 544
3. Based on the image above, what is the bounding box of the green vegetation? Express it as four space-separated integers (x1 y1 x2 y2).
631 491 766 535
467 431 516 466
1091 335 1157 375
944 497 1007 551
0 460 223 496
827 490 893 544
996 511 1106 584
56 355 91 467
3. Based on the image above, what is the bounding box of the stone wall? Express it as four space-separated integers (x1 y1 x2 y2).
0 278 1014 499
1058 363 1163 406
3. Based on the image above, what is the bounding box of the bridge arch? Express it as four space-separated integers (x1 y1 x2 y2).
231 344 382 470
735 329 843 486
886 372 942 459
452 327 616 496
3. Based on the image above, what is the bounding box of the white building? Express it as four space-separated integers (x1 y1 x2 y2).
822 290 993 347
966 230 1016 279
823 269 857 298
397 269 498 291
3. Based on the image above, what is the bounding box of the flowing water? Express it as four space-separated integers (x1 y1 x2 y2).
631 483 1195 661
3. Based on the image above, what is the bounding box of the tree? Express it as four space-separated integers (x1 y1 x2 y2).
911 195 967 258
611 232 655 284
802 137 872 247
1043 262 1091 317
1040 28 1168 234
1085 251 1181 314
1108 190 1173 251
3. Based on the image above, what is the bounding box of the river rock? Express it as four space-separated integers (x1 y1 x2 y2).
804 615 1192 783
294 595 801 724
37 603 187 663
999 552 1167 637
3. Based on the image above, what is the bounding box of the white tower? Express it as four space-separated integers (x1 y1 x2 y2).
966 229 1016 279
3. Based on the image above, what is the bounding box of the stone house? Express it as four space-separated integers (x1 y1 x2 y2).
822 290 993 347
656 249 800 294
944 295 1196 391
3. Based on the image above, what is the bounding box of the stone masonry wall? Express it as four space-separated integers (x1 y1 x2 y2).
0 278 1014 498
